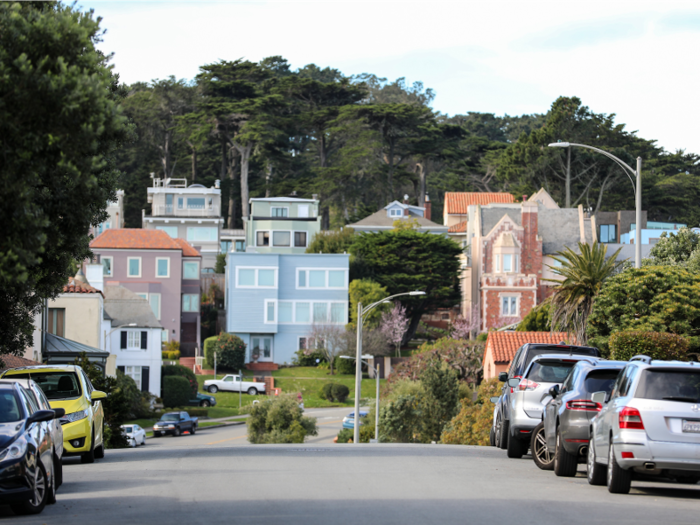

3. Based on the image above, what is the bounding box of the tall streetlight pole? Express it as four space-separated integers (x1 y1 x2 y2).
548 142 642 268
341 356 380 442
353 290 426 444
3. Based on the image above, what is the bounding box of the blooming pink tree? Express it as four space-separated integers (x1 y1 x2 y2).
380 302 410 357
451 305 481 340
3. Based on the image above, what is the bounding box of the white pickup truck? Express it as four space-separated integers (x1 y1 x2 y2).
203 374 265 395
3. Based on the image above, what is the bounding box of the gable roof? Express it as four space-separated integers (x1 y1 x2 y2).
91 229 180 250
173 238 201 257
445 192 515 215
447 221 467 233
103 286 162 329
347 208 447 232
0 355 42 372
63 277 102 296
485 331 574 365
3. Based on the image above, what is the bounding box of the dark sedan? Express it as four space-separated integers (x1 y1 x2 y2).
189 392 216 408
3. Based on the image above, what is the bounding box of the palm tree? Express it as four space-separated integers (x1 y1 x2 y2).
545 241 623 344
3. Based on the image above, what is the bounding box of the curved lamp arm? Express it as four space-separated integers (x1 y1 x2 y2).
361 291 425 319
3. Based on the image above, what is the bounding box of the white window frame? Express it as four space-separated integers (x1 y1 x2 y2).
187 197 206 210
389 208 402 217
126 330 141 350
264 300 348 325
182 294 200 313
235 266 278 289
271 230 292 247
256 230 270 247
127 257 142 278
183 261 200 280
186 227 218 242
264 299 277 324
149 293 161 320
155 257 170 278
502 254 512 273
125 365 142 390
500 296 519 317
102 256 113 277
135 293 148 301
293 231 308 248
271 206 289 218
296 268 349 290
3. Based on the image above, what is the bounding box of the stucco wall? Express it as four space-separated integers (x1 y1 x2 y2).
48 294 103 349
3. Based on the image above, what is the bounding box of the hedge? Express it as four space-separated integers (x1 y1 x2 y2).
162 364 198 395
154 407 208 418
333 355 355 375
162 376 192 408
609 331 689 361
204 335 218 369
162 350 180 360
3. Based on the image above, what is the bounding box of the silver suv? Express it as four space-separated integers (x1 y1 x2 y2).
588 356 700 493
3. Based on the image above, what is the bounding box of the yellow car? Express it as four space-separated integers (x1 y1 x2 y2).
1 365 106 464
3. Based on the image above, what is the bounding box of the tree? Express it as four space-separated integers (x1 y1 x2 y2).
419 360 460 442
348 279 390 329
306 228 356 255
308 323 346 375
451 305 480 340
546 242 623 344
213 332 246 372
647 227 700 266
0 3 131 359
440 378 502 446
516 299 552 332
349 229 462 343
380 303 409 357
247 396 318 444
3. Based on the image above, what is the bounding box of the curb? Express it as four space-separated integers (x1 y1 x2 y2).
146 420 246 439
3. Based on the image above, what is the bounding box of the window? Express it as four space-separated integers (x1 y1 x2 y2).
220 240 232 253
600 224 617 243
271 207 288 217
328 270 345 288
187 227 217 242
278 302 293 323
501 296 517 316
389 208 402 217
298 337 308 350
156 258 170 278
296 302 310 323
149 293 161 320
298 205 309 218
157 226 178 238
161 330 168 342
313 303 328 323
265 300 276 323
251 337 272 360
187 197 205 209
330 303 346 324
126 366 142 390
298 271 306 287
183 261 199 279
503 254 512 273
121 330 147 350
256 231 270 246
238 269 255 286
182 294 199 312
102 256 113 277
166 194 173 209
297 269 348 289
47 308 65 337
495 255 500 272
177 197 184 210
258 269 275 286
273 231 291 247
236 267 277 288
235 240 245 252
294 232 307 248
309 270 326 288
128 257 141 277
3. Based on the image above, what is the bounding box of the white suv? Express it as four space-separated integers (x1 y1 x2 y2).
588 356 700 493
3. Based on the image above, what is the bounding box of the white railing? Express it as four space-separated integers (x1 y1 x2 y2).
153 177 188 188
153 205 220 217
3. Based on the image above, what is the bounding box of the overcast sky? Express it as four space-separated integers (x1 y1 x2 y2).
82 0 700 153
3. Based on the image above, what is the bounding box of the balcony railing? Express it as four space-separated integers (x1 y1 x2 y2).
153 205 221 218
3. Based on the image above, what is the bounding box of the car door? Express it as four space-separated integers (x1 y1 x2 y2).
81 370 104 447
19 387 52 486
546 366 576 450
594 366 630 462
33 385 63 459
501 347 524 422
222 375 235 392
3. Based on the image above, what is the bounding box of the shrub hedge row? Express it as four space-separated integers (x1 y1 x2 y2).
609 331 689 361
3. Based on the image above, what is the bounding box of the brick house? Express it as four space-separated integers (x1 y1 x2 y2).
482 331 574 381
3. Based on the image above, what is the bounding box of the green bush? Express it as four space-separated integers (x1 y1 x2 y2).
516 299 551 332
336 428 353 443
293 347 326 367
247 396 318 444
162 376 192 408
331 383 350 403
609 331 689 361
334 355 355 375
204 335 217 368
419 360 460 442
162 364 198 395
214 332 246 372
161 350 180 360
441 378 503 445
320 383 334 400
379 394 422 443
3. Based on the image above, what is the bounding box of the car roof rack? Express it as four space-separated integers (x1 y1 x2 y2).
630 355 652 364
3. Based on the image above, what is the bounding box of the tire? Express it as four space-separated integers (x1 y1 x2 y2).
53 452 63 489
506 430 526 459
531 423 553 470
553 427 578 477
247 387 257 396
174 427 181 437
208 385 218 394
201 400 210 407
587 441 606 486
498 418 509 450
190 426 196 435
153 432 162 438
11 461 48 515
607 443 632 494
81 428 96 464
489 427 496 447
141 435 146 446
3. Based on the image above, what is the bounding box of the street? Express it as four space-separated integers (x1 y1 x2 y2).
1 408 698 524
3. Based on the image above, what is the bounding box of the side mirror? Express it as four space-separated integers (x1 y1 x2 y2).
549 385 560 398
489 396 500 404
507 378 521 388
591 391 607 405
27 410 55 425
498 372 508 382
52 408 66 419
91 390 107 402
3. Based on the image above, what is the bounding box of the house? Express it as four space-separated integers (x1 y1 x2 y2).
482 331 573 381
103 285 163 397
220 228 246 255
142 177 223 271
443 192 516 239
347 195 447 234
225 252 350 368
0 355 42 373
92 190 125 237
244 195 321 253
90 229 202 357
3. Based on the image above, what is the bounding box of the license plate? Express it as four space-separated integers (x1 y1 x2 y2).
682 420 700 433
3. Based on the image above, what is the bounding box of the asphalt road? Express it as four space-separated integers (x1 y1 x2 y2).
2 408 698 524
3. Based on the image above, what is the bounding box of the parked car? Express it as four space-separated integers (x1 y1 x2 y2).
1 365 106 464
189 392 217 407
121 424 146 447
494 343 601 452
489 396 501 447
0 381 63 515
503 354 598 459
533 360 626 473
204 374 265 395
588 356 700 493
153 411 198 437
342 411 368 429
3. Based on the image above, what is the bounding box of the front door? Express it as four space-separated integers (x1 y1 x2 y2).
251 336 273 362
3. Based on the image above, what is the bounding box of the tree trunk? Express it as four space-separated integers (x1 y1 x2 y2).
234 142 253 220
565 146 571 208
402 310 424 347
387 138 396 200
227 147 237 230
321 206 330 230
265 163 272 198
188 142 197 182
415 162 427 206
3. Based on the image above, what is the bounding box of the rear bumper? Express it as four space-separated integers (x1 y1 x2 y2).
560 419 591 455
614 438 700 472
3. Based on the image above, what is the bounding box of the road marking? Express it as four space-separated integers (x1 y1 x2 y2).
318 419 343 425
207 435 247 445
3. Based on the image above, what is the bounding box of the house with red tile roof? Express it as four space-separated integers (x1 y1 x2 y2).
482 331 575 380
90 229 202 357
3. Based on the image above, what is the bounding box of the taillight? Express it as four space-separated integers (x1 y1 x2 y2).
518 378 540 391
619 407 644 430
566 400 602 412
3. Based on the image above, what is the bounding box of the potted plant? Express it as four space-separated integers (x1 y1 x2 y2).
251 349 260 363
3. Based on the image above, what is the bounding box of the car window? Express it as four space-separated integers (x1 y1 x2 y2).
125 426 133 433
583 369 621 395
81 370 94 394
223 376 233 382
635 369 700 401
560 366 578 393
619 366 639 397
20 388 38 415
181 412 187 419
161 413 178 421
508 348 523 377
526 360 577 383
0 391 22 422
7 372 82 400
32 386 52 411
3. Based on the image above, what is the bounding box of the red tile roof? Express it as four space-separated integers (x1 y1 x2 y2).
485 331 575 365
0 355 42 371
63 278 102 295
173 238 201 258
448 220 467 233
91 229 180 250
445 192 515 215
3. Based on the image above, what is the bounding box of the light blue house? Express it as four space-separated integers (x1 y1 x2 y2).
225 252 350 366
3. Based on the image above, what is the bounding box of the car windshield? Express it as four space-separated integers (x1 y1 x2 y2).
635 369 700 402
584 369 621 394
161 414 179 421
527 360 577 383
124 426 133 433
0 391 22 423
7 372 82 400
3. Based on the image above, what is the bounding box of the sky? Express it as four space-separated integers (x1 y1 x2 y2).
82 0 700 153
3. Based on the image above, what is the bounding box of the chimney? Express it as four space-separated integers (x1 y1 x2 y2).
523 195 528 202
85 263 104 293
403 194 410 216
424 194 431 221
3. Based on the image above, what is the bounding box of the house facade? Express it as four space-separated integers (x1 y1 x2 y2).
226 252 350 367
142 177 223 270
347 196 446 234
244 196 321 253
90 229 202 357
92 190 125 237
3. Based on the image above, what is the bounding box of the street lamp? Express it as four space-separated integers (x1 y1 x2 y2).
548 142 642 268
353 290 426 444
340 355 380 442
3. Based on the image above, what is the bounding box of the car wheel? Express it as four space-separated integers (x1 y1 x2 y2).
607 443 632 494
11 461 49 515
142 435 146 446
587 442 606 485
81 428 96 464
506 430 525 459
247 387 257 396
531 423 553 470
95 437 105 459
153 432 161 438
174 427 181 437
498 418 509 450
553 427 578 477
201 400 210 407
190 426 196 435
208 385 218 394
489 427 496 447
